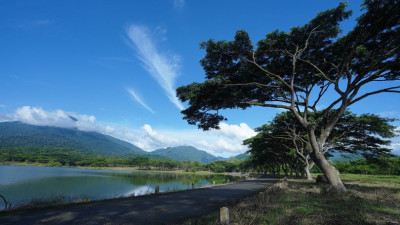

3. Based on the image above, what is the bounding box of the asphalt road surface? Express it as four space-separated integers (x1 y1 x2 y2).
0 177 278 225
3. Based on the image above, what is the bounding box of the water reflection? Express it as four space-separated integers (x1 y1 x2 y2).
0 165 240 208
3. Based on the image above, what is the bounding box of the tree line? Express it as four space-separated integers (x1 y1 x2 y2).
2 145 400 176
0 146 250 173
243 110 397 179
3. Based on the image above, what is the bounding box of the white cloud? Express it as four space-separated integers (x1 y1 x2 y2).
219 122 257 140
196 139 244 155
0 106 257 157
0 104 6 108
127 88 155 114
126 25 184 111
143 122 257 157
392 143 400 155
142 124 180 146
4 106 114 134
390 126 400 156
113 123 254 157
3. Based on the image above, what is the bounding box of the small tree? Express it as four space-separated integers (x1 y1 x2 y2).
177 1 400 191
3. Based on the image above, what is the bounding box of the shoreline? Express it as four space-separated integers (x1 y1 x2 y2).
0 177 277 225
0 161 231 176
0 170 252 215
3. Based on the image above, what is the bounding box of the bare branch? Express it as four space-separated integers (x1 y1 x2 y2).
349 86 400 105
296 58 335 83
312 82 331 111
224 82 280 89
238 101 292 110
246 52 292 89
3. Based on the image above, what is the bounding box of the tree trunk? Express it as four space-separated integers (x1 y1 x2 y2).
309 130 347 191
304 160 313 180
304 165 312 180
311 150 346 191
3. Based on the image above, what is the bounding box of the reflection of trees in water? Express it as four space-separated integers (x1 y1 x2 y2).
108 172 241 186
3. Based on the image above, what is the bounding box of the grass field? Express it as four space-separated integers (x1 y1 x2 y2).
182 174 400 225
340 173 400 184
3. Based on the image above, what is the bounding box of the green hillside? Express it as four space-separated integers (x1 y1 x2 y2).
151 146 223 163
0 122 146 156
327 151 364 162
229 153 250 160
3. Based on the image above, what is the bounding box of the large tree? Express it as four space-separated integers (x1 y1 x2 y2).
244 111 397 180
177 1 400 191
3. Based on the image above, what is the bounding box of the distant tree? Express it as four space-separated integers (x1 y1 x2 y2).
177 1 400 190
243 125 299 176
244 111 397 180
334 156 400 175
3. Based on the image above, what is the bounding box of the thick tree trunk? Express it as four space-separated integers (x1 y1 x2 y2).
311 150 346 191
304 163 312 180
309 130 347 191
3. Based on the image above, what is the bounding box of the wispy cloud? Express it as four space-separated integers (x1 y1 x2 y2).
173 0 185 9
126 25 184 111
379 111 400 118
127 88 155 114
0 104 6 108
17 20 52 29
31 20 51 26
100 57 135 63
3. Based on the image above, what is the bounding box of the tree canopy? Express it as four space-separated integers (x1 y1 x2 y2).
177 0 400 191
243 111 397 179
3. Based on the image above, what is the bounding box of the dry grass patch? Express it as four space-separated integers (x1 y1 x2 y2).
181 178 400 225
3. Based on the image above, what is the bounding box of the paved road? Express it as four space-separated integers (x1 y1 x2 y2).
0 177 278 225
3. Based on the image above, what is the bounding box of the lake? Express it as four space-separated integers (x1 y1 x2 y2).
0 165 237 209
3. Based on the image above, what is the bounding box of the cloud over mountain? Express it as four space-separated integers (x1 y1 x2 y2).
0 106 256 157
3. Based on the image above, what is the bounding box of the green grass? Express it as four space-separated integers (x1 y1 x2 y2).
339 173 400 184
310 173 400 184
182 176 400 225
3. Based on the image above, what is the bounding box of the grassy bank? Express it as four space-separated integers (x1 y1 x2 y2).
78 166 226 176
182 175 400 225
0 161 226 175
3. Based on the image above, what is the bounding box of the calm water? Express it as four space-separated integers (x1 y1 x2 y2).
0 165 236 208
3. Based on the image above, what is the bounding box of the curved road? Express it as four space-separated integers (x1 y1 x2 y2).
0 177 278 225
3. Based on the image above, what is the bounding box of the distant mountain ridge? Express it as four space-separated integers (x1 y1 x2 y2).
328 151 364 162
0 122 248 162
151 146 225 163
0 121 146 156
229 153 250 160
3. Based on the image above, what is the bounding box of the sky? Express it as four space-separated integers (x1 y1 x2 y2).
0 0 399 157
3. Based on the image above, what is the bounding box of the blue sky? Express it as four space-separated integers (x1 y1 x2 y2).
1 0 399 156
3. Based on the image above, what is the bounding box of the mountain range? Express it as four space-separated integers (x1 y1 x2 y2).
0 122 248 163
152 146 226 163
0 121 146 156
